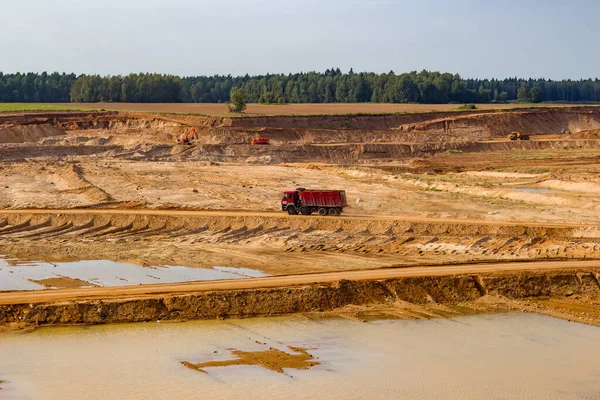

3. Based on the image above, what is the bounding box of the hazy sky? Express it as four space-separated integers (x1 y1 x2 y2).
1 0 598 79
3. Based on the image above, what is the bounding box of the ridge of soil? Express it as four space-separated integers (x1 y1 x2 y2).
1 210 600 275
1 266 599 330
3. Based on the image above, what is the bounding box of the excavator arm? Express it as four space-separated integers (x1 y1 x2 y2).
177 128 197 144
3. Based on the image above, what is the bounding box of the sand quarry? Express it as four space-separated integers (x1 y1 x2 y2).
1 105 600 329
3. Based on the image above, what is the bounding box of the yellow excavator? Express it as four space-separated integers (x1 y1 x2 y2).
507 131 530 141
177 128 197 145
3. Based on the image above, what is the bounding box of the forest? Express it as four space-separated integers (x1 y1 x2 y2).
1 70 599 104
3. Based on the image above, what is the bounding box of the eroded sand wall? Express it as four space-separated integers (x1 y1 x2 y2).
1 269 599 327
3 108 600 163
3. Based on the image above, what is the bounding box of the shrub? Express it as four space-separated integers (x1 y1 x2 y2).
454 104 477 111
227 87 247 113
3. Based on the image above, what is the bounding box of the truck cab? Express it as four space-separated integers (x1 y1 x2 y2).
281 190 299 212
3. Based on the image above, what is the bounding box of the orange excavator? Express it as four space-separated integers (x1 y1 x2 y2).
177 128 197 145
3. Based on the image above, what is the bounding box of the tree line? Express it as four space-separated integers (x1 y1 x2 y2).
1 70 600 104
0 72 76 102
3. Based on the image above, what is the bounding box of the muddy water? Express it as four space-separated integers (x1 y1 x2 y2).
1 313 600 399
0 257 268 291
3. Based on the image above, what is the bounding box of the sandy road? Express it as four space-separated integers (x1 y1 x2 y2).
1 260 599 305
1 208 597 228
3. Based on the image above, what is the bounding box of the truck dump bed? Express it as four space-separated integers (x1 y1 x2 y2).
299 190 347 208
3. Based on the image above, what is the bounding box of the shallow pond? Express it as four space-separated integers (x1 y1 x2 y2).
509 187 558 194
0 313 599 399
0 257 268 291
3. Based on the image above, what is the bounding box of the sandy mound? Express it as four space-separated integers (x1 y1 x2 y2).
571 129 600 139
0 124 65 144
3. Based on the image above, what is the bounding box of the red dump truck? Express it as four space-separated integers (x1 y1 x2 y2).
281 188 348 216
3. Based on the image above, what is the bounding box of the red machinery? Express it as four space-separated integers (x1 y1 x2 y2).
281 188 348 216
251 137 270 145
177 128 197 145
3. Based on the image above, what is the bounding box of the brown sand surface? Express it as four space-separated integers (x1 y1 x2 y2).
29 276 97 289
182 346 319 374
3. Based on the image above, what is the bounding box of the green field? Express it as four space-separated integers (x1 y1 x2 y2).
0 104 98 112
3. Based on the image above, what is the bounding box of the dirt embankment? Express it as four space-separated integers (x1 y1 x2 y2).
222 106 600 131
179 139 600 164
0 107 600 164
225 111 474 130
0 124 66 144
1 268 599 329
2 210 600 275
1 107 600 163
186 106 600 145
400 108 600 138
0 111 118 124
2 210 596 240
173 106 600 163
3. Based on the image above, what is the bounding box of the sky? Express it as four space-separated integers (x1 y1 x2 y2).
1 0 598 79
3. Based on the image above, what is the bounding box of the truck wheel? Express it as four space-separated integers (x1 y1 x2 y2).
287 207 298 215
300 207 310 215
336 207 343 215
318 208 327 216
328 208 338 216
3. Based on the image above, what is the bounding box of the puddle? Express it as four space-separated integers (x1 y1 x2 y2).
0 313 599 399
509 187 558 194
0 257 269 291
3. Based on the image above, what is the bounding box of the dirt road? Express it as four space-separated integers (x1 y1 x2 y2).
1 260 598 305
1 208 596 228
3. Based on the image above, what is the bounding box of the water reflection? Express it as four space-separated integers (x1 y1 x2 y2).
0 313 599 399
0 257 269 291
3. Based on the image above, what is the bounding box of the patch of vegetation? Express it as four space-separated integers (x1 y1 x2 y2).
405 175 435 182
496 167 550 174
406 174 470 185
517 82 544 103
337 172 361 180
424 187 443 192
0 104 96 112
226 87 247 113
453 104 477 111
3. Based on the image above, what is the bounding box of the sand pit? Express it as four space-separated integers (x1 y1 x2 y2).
1 107 600 328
